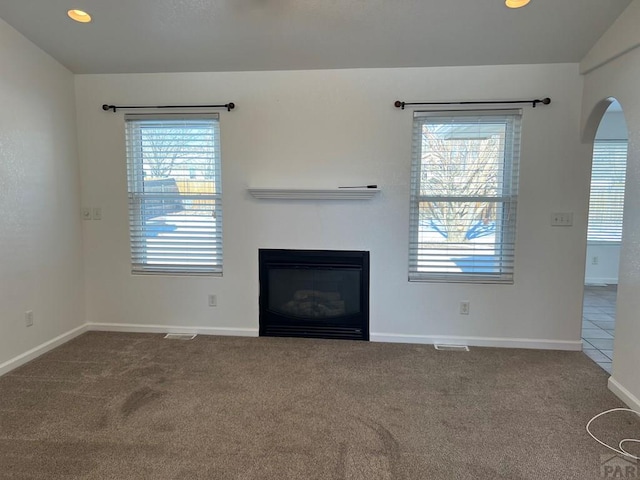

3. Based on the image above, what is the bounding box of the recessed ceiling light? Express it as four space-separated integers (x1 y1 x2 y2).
67 9 92 23
505 0 531 8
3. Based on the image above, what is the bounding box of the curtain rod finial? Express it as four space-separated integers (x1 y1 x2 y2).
533 97 551 107
394 100 405 110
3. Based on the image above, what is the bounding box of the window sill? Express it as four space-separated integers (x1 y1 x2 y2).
132 270 223 277
409 274 513 285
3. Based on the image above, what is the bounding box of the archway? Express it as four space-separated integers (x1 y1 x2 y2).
581 99 628 374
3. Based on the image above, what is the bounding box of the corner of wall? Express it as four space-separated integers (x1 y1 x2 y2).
580 0 640 75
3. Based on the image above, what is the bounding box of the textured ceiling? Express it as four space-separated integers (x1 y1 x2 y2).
0 0 632 74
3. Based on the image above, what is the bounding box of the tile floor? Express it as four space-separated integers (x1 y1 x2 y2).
582 284 617 374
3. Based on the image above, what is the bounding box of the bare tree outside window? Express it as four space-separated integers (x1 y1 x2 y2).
140 126 217 182
419 123 504 244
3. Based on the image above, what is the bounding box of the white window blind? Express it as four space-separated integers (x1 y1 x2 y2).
125 114 222 275
409 110 522 284
588 140 627 243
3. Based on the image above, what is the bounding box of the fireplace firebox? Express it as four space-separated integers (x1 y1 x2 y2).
259 249 370 341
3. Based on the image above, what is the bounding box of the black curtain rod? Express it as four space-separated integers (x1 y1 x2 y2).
394 98 551 110
102 103 235 113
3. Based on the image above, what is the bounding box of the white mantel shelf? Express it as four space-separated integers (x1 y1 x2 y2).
248 188 380 200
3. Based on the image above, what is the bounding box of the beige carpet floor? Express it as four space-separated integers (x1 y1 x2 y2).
0 332 637 479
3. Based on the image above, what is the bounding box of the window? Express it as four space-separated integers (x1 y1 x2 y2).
409 110 522 283
587 140 627 243
125 114 222 275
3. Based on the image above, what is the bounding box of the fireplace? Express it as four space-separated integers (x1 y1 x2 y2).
259 249 370 341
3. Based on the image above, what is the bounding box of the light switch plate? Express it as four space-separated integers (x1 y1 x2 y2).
551 212 573 226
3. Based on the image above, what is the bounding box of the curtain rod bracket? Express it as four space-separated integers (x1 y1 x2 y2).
101 103 236 113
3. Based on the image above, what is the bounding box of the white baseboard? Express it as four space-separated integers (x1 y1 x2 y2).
370 333 583 351
0 323 258 378
0 324 582 378
0 324 89 377
87 323 259 337
608 376 640 411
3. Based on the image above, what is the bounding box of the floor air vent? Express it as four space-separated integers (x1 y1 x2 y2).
164 333 197 340
434 344 469 352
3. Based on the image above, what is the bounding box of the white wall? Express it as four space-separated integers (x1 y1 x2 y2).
584 246 620 285
75 63 591 349
0 18 84 369
581 0 640 408
584 110 628 284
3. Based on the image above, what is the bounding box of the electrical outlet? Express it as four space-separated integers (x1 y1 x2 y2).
459 302 470 315
92 207 102 220
81 208 92 220
208 294 217 307
592 256 599 265
25 310 34 327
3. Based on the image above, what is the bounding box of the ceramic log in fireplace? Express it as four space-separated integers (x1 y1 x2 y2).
259 249 370 341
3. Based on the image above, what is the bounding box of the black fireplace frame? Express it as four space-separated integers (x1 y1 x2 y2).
259 249 370 341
